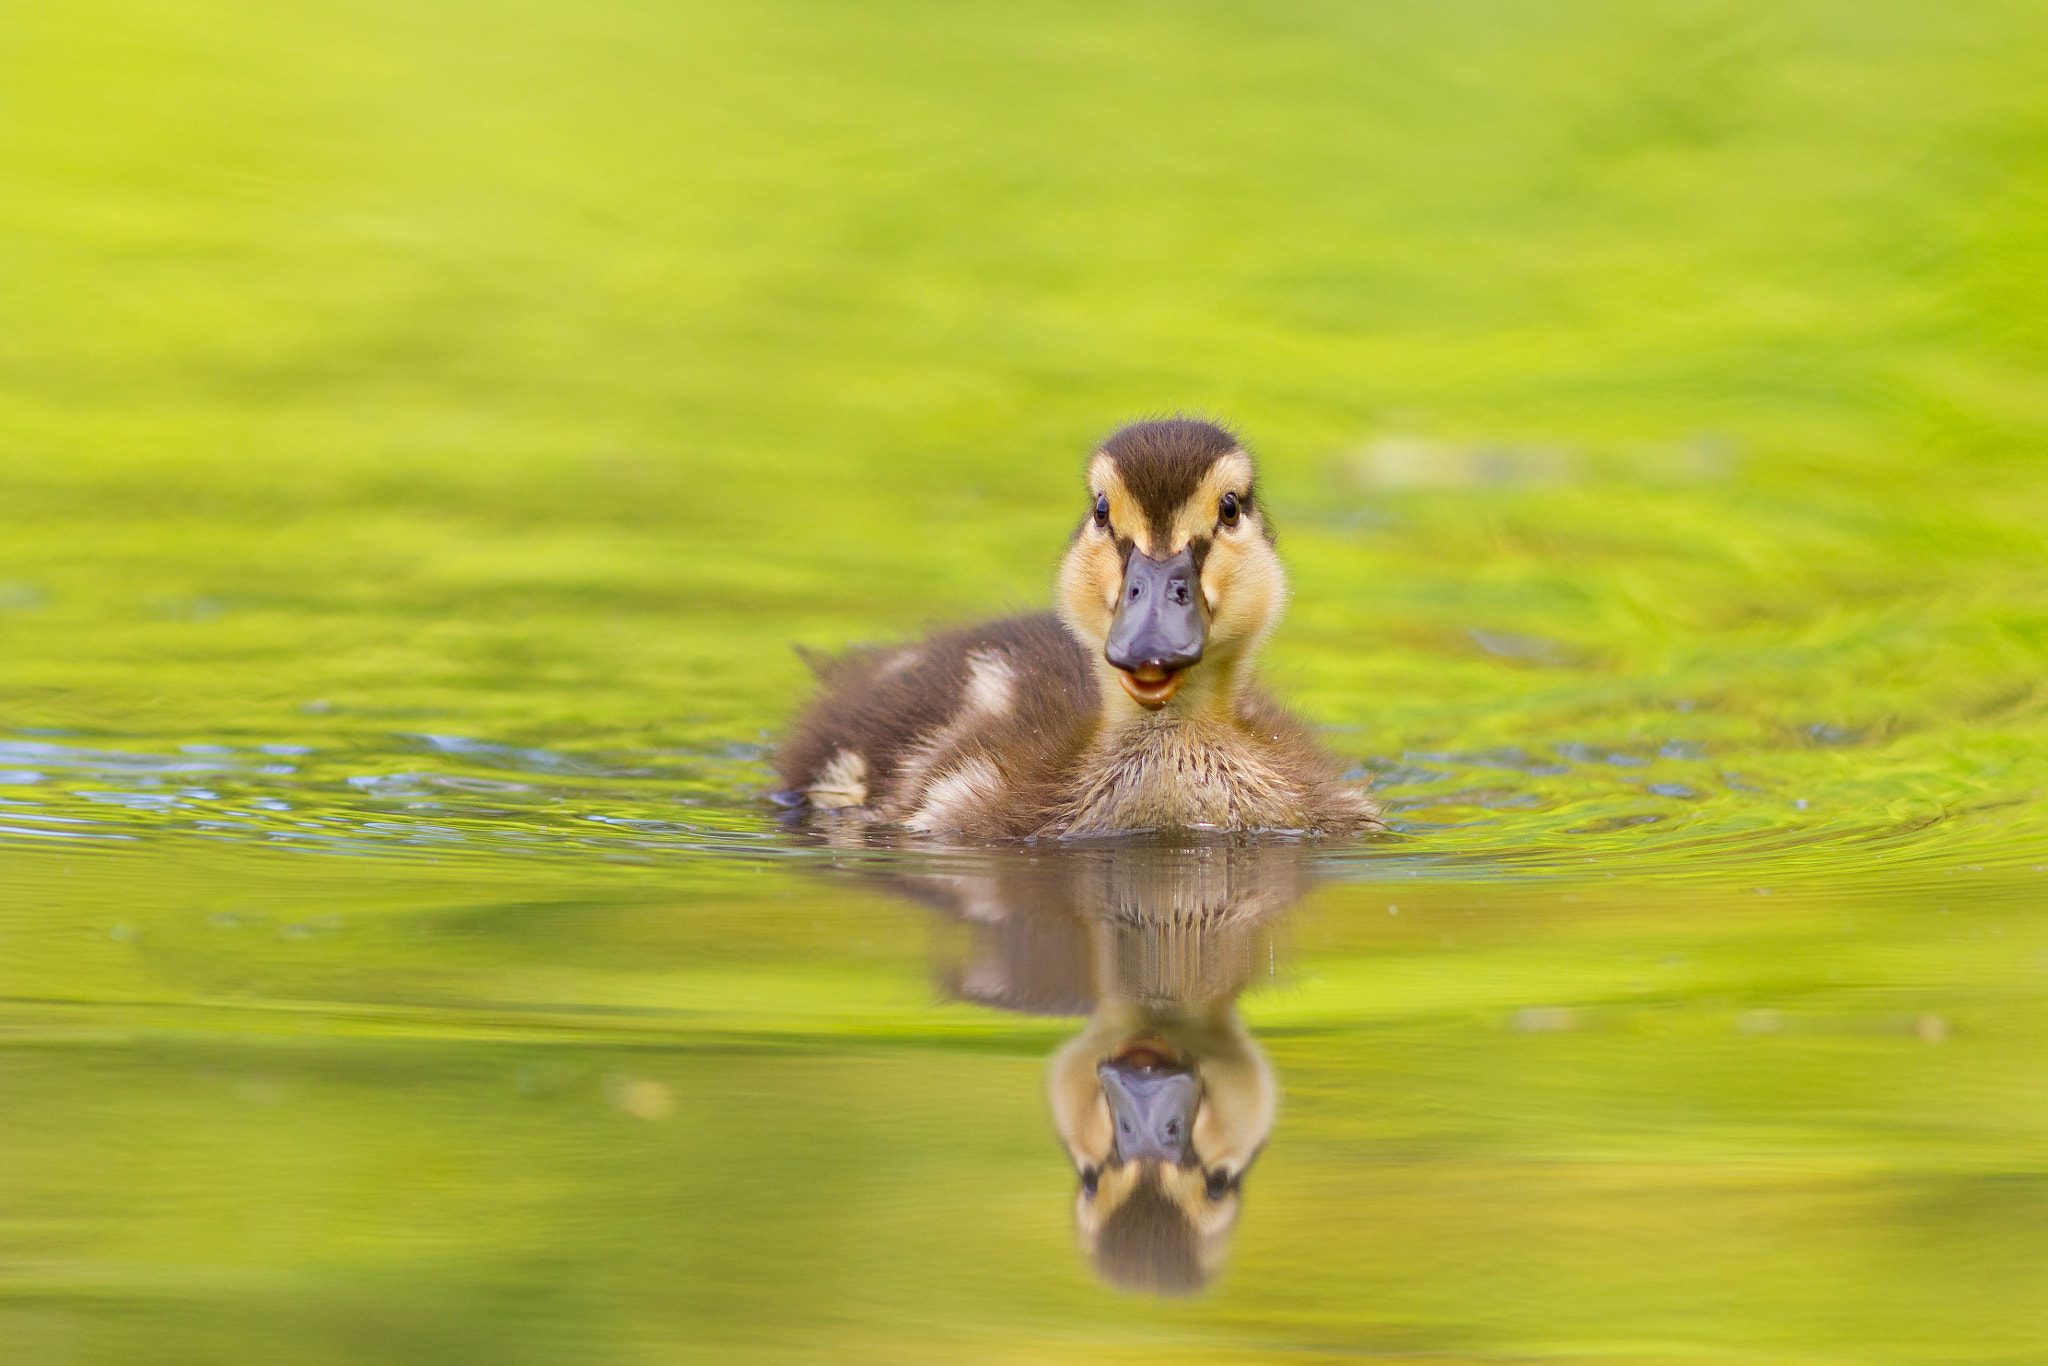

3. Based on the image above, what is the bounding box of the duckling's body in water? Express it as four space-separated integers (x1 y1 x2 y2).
777 420 1381 838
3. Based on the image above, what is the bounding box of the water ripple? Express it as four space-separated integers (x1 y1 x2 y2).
0 728 2037 886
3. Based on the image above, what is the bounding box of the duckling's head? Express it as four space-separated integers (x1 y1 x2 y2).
1056 419 1286 716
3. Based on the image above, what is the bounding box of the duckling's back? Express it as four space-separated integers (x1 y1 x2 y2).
776 614 1099 838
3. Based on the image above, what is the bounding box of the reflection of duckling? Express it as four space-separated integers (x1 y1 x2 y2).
777 419 1381 837
890 841 1310 1294
1048 995 1275 1295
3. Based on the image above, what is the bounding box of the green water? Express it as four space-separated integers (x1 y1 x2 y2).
5 0 2048 1359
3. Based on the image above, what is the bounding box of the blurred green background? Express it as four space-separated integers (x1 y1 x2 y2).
4 0 2048 1361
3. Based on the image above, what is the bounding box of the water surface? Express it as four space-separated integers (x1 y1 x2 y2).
4 723 2044 1363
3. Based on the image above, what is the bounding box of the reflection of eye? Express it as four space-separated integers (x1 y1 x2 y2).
1204 1169 1234 1201
1081 1167 1101 1198
1093 494 1110 528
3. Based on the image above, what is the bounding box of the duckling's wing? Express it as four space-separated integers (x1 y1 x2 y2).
776 614 1098 836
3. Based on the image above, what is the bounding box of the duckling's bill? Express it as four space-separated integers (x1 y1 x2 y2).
1104 543 1207 710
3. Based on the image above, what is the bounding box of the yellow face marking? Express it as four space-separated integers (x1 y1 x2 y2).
1055 455 1134 650
1086 451 1256 556
1085 454 1146 552
1189 454 1286 663
1162 452 1256 555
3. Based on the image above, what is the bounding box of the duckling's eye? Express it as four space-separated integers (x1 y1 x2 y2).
1092 493 1110 529
1204 1169 1235 1201
1219 492 1241 527
1081 1166 1101 1198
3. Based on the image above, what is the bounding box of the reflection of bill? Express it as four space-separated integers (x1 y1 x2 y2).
898 842 1312 1295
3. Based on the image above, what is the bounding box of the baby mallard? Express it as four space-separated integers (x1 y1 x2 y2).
777 419 1381 838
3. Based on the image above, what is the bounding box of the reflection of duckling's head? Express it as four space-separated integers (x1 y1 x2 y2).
1048 1003 1277 1295
879 842 1303 1292
1056 419 1287 718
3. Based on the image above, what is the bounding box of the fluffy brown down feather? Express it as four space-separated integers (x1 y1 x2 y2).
775 612 1379 839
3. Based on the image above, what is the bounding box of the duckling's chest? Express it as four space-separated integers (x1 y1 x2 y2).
1054 721 1316 835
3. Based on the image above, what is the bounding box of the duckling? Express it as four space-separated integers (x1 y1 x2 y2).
777 418 1381 838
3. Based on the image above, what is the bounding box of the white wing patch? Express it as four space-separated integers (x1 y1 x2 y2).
904 757 1002 833
961 649 1016 718
807 748 869 809
887 647 1016 828
875 648 921 680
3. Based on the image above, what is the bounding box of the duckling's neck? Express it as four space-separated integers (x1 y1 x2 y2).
1093 648 1255 733
1060 652 1305 835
